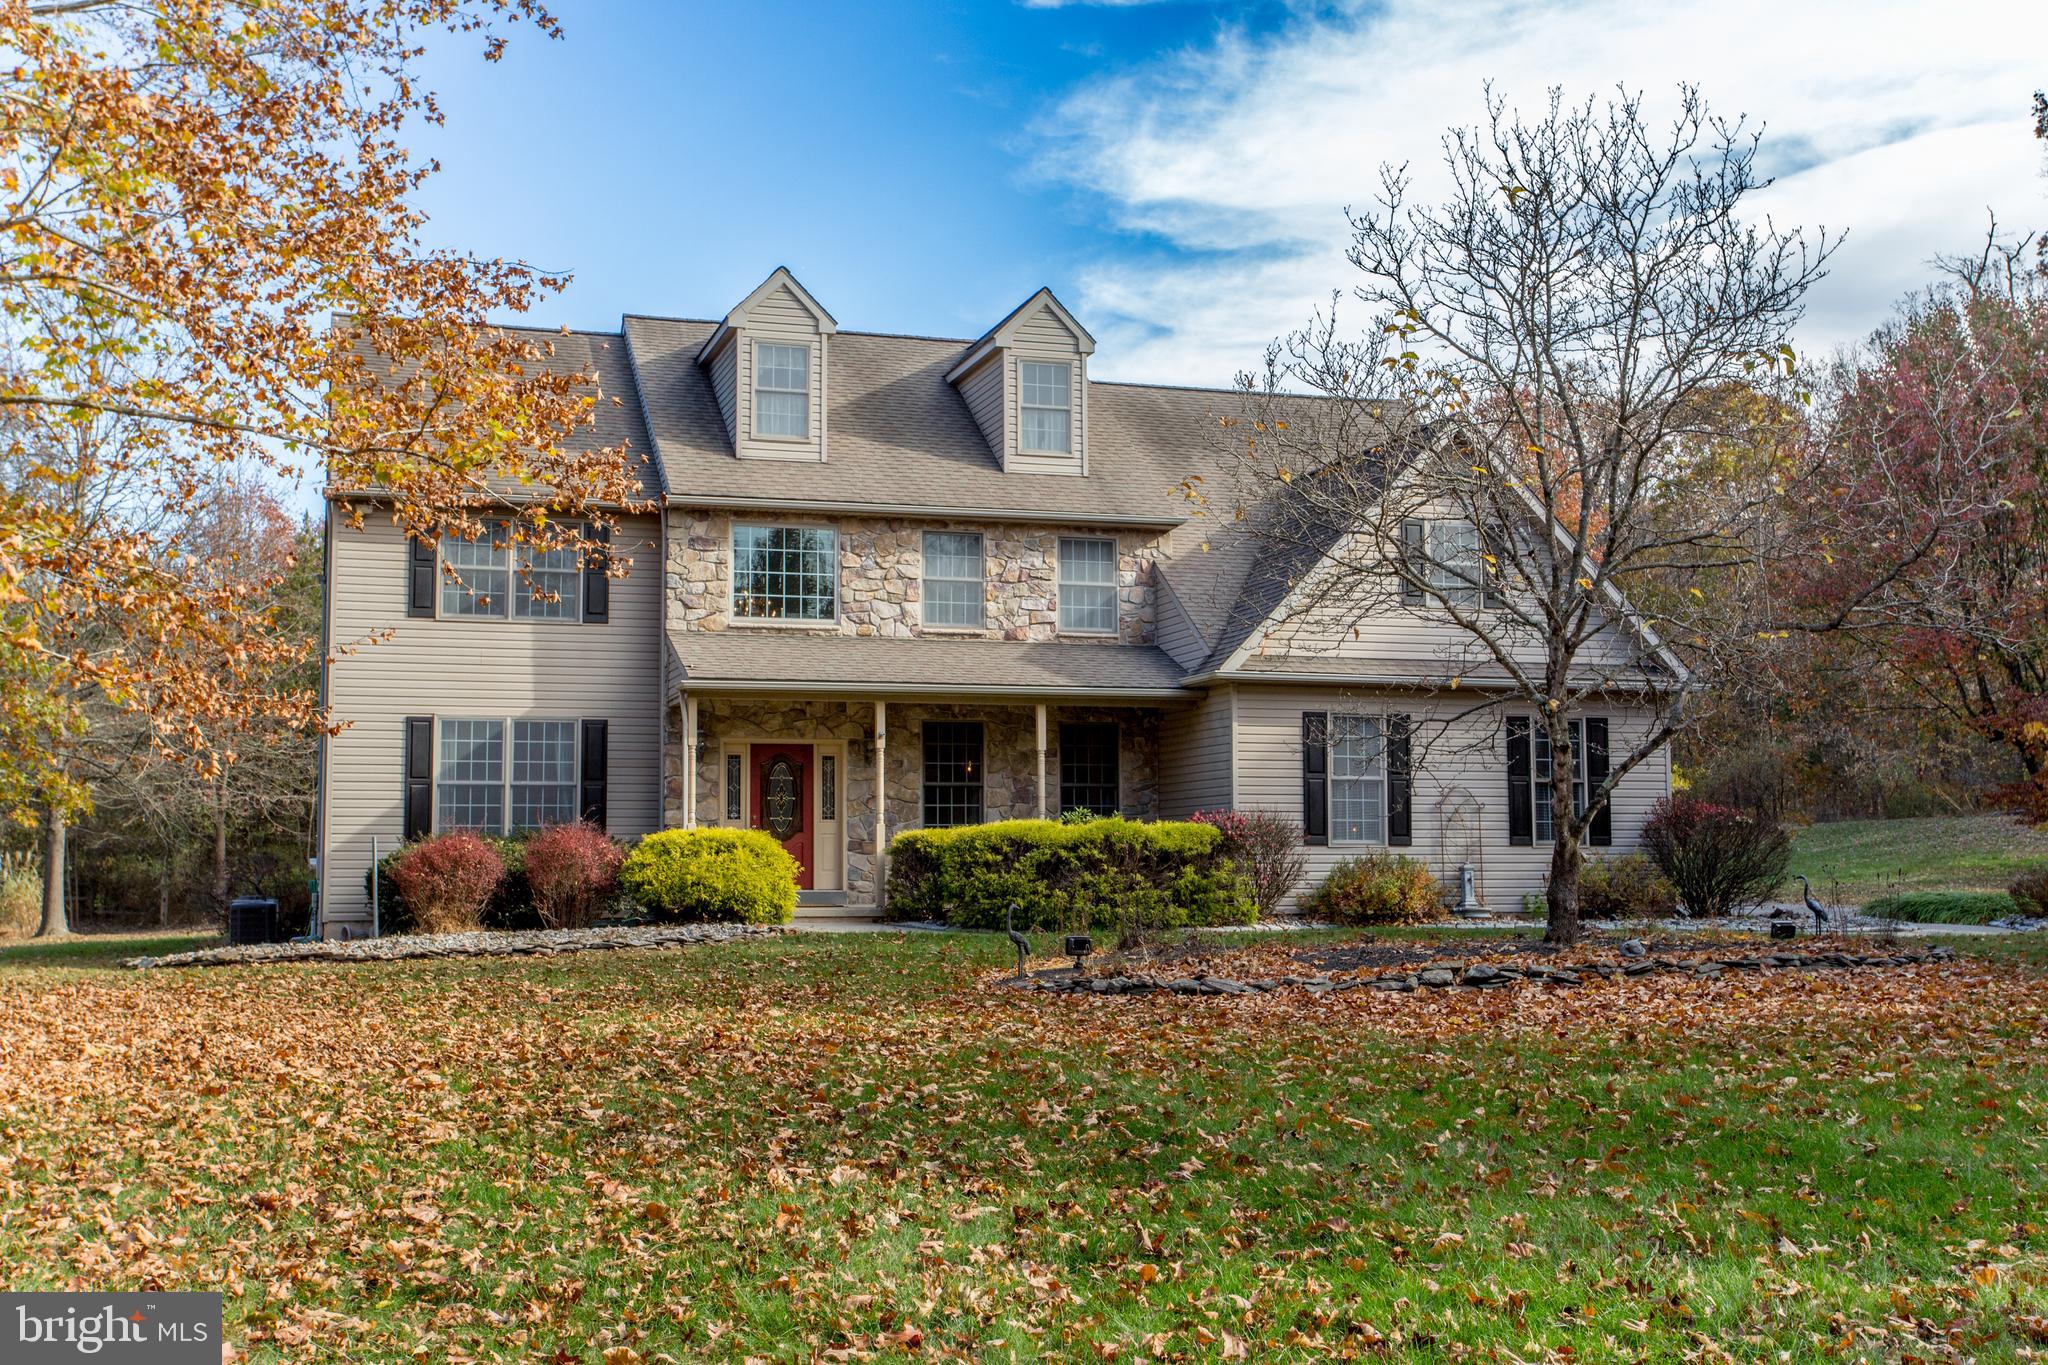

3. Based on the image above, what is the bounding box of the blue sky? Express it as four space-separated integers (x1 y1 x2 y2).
404 0 2047 387
408 1 1301 348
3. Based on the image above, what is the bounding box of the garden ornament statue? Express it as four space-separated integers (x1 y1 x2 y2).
1004 901 1031 980
1795 875 1829 928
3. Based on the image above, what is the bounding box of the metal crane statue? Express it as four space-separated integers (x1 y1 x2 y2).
1005 901 1031 980
1794 875 1829 929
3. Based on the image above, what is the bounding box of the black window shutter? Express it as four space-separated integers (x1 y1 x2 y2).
1386 713 1413 846
1301 712 1328 845
580 719 609 830
407 536 436 618
583 524 611 623
403 717 433 841
1505 716 1533 846
1400 519 1425 604
1585 716 1611 846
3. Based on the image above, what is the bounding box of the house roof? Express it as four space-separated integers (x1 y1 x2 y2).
666 631 1190 699
621 317 1243 525
330 323 663 505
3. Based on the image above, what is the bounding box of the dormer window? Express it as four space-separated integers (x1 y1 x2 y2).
1019 361 1071 454
754 342 810 439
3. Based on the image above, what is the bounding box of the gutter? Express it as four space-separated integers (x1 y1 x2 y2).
665 494 1185 531
667 677 1192 704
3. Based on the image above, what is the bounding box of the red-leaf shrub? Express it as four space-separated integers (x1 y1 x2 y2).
2010 866 2048 918
524 823 625 929
389 832 504 934
1192 808 1308 920
1640 795 1789 918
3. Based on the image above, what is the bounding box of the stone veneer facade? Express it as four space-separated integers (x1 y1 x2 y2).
663 698 1163 905
664 509 1162 645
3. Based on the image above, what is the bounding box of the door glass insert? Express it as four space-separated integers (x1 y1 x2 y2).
765 756 802 838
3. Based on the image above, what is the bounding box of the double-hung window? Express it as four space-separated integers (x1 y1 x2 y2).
922 531 985 629
439 519 586 620
754 342 810 439
1329 715 1386 843
1058 536 1117 634
1400 518 1493 609
1059 722 1119 816
922 722 984 828
1019 361 1072 454
437 719 505 832
441 525 511 618
1528 718 1589 843
733 525 837 621
436 718 580 835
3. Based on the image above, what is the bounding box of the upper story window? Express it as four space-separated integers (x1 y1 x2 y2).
1058 536 1117 634
439 520 585 621
922 531 985 629
754 341 810 439
733 524 837 621
1400 518 1491 609
1019 361 1072 454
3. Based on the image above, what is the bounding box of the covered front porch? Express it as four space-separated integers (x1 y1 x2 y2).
664 694 1170 916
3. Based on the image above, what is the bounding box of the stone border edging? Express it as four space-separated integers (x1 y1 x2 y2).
1005 945 1959 997
123 922 788 969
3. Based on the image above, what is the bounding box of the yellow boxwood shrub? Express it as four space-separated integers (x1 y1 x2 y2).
620 828 797 925
886 816 1254 930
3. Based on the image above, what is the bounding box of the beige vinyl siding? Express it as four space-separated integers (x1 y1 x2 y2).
709 337 738 444
736 283 826 461
958 353 1005 460
1245 529 1649 677
1228 684 1670 911
319 512 664 935
1003 301 1086 476
1158 685 1234 818
1152 573 1211 670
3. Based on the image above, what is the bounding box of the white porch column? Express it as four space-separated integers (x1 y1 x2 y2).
682 694 700 828
873 699 889 909
1035 703 1048 820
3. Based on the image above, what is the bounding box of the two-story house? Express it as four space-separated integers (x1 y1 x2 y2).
317 268 1673 933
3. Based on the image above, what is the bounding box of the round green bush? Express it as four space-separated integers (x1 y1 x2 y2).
620 828 798 925
1300 853 1444 925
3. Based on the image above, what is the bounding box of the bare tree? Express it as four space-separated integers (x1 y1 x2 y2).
1223 86 1839 942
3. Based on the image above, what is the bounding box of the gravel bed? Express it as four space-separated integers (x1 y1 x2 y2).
123 922 786 969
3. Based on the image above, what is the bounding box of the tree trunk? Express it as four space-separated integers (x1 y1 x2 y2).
1544 720 1583 944
211 775 229 912
37 808 68 938
1545 833 1583 944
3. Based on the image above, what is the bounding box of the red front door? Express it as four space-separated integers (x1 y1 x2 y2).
751 743 814 890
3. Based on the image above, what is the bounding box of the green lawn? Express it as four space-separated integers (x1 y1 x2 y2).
3 928 2046 1361
1787 813 2048 904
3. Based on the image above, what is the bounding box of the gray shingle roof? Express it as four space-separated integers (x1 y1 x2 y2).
667 631 1190 698
621 317 1243 524
333 323 661 504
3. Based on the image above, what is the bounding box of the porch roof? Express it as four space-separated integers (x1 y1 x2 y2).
666 631 1191 700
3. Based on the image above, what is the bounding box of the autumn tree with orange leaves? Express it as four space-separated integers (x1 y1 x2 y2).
0 0 637 933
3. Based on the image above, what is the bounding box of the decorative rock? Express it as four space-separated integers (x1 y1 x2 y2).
1463 964 1502 984
1619 939 1647 957
1419 968 1458 988
124 922 783 970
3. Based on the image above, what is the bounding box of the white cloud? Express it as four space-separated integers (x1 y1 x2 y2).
1035 0 2048 383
